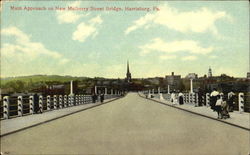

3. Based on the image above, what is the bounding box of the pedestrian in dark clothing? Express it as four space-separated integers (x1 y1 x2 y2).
100 94 104 103
94 94 98 103
33 94 39 113
92 93 96 103
210 88 219 111
228 91 235 112
198 88 203 106
178 92 184 105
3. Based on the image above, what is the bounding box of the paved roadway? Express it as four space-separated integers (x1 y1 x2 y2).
1 93 249 155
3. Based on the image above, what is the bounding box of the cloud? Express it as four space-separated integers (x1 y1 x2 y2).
139 38 213 55
125 4 231 36
56 1 86 24
89 15 103 25
181 56 197 61
1 26 69 64
72 15 103 42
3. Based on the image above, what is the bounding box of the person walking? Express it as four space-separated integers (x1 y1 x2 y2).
33 94 39 113
92 93 96 103
228 91 235 112
221 94 230 119
100 93 104 103
215 94 223 119
210 88 219 111
178 92 184 105
198 88 204 106
171 92 176 105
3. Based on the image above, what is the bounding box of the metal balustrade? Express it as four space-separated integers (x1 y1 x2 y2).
0 94 121 120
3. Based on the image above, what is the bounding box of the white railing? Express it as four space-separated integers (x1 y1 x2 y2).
0 94 121 120
141 91 246 112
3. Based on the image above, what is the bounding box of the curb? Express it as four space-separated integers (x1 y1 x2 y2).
0 96 124 137
138 93 250 131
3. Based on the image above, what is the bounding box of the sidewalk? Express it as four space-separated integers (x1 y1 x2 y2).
139 93 250 130
0 97 120 137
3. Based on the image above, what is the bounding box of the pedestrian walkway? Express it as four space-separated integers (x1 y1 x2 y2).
139 93 250 130
0 98 120 137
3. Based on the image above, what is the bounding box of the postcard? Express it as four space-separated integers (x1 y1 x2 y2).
0 0 249 154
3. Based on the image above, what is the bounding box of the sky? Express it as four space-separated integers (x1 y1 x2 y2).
1 1 249 78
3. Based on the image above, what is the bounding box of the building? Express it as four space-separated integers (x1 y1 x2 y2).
147 77 164 85
165 72 181 91
125 60 132 83
185 73 198 79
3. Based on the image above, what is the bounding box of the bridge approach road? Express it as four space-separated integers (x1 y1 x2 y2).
1 93 249 154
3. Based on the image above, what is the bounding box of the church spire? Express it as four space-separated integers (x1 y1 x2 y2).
126 60 132 83
127 60 130 74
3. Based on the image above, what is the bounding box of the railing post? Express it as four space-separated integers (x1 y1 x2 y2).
3 96 9 119
68 95 71 106
83 95 86 104
39 95 43 113
63 95 67 107
239 93 244 113
189 93 193 105
29 95 34 114
188 93 191 104
79 95 82 104
17 96 23 117
184 93 187 104
195 93 199 107
105 88 107 95
59 95 63 109
75 95 79 105
72 95 75 106
81 95 84 104
206 93 210 107
47 95 51 110
53 95 57 109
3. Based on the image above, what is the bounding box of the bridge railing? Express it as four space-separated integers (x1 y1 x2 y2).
141 91 248 112
0 94 121 120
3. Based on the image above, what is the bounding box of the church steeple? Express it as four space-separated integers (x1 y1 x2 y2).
127 60 130 73
126 60 132 83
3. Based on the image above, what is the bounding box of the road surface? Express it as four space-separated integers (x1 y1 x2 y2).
1 93 249 154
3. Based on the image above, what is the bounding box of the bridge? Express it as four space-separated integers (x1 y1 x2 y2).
0 93 249 154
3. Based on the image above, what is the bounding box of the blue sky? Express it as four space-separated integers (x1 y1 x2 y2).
1 1 249 78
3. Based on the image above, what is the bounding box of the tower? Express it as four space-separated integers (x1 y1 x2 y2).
208 66 212 78
126 60 132 83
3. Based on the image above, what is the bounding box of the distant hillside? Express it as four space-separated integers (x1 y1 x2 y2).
0 75 89 86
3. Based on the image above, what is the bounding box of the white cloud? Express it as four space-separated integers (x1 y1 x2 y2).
56 1 86 24
57 11 83 24
72 23 97 42
181 56 197 61
140 38 213 55
1 26 69 64
72 16 103 42
125 4 230 36
89 15 103 25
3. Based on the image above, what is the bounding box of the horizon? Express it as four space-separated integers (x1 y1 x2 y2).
0 71 247 80
1 1 249 78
